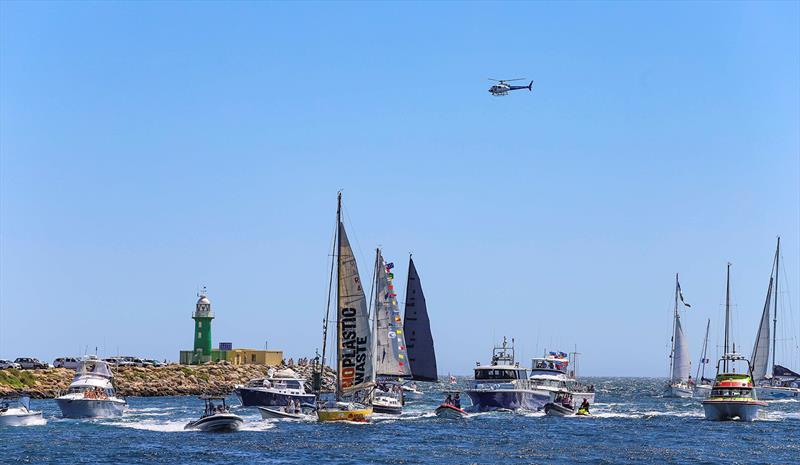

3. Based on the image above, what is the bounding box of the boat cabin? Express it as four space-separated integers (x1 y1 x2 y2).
474 337 527 382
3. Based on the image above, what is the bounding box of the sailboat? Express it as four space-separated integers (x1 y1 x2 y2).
693 319 713 398
371 249 412 414
403 255 438 384
702 263 766 421
751 237 800 400
665 274 692 398
315 193 375 423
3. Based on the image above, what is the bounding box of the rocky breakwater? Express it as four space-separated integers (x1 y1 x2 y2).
0 363 336 399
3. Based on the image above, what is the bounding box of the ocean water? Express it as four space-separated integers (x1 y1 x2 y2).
2 378 799 465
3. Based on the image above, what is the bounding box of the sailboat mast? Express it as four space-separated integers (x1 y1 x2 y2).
772 237 780 377
372 248 381 379
697 318 710 381
317 193 341 396
669 273 678 378
724 263 731 372
334 192 343 400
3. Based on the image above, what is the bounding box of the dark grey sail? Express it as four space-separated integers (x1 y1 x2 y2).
403 257 438 382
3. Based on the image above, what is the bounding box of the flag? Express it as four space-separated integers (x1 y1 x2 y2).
386 262 395 270
677 280 691 307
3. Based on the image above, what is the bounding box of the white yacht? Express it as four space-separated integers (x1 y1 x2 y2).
55 358 126 418
0 396 44 426
529 352 595 405
234 368 316 408
464 337 548 411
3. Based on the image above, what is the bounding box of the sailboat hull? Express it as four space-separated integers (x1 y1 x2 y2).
317 405 372 423
755 386 800 400
693 384 712 398
665 384 693 398
702 400 765 421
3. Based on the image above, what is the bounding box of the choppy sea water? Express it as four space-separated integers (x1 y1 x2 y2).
3 378 799 465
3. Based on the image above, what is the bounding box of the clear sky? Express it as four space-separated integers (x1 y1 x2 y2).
1 1 798 376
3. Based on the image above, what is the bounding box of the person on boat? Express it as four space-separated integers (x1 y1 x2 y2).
688 375 695 386
453 393 461 409
579 398 590 413
562 394 573 408
444 394 453 406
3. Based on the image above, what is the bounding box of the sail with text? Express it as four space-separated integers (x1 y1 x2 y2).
337 221 374 394
403 257 438 382
374 251 412 378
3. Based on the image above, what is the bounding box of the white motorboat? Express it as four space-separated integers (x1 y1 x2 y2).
257 405 312 420
464 337 548 411
400 383 423 397
372 388 403 414
529 352 596 405
235 368 316 408
185 397 243 432
55 358 126 418
0 396 45 426
693 382 713 398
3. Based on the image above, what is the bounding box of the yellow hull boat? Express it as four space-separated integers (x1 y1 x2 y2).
317 404 372 423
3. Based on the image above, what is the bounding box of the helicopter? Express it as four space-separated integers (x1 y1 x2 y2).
488 78 533 96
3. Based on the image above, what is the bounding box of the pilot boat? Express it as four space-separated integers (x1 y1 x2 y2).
529 351 595 406
702 264 767 421
185 397 243 432
55 358 126 418
0 396 45 426
234 368 316 407
463 337 547 411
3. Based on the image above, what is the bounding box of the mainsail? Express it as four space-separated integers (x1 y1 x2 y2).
672 314 690 382
750 277 773 381
336 222 374 395
402 257 438 382
374 251 412 377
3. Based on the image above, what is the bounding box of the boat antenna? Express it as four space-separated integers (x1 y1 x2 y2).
316 192 341 396
724 263 731 372
772 236 780 377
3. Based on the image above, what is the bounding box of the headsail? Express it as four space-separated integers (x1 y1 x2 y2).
672 314 690 382
403 257 438 382
336 222 374 395
374 251 412 377
751 277 773 381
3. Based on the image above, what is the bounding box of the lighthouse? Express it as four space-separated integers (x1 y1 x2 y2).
192 287 214 364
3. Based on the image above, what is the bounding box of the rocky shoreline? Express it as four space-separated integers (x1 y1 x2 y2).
0 363 336 399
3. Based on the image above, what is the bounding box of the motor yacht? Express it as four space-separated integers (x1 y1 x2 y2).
529 352 595 406
235 368 316 407
55 358 126 418
185 397 243 432
463 337 547 411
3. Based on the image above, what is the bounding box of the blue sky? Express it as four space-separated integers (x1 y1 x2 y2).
1 1 798 376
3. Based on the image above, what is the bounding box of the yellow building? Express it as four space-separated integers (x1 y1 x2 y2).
179 348 283 366
225 349 283 366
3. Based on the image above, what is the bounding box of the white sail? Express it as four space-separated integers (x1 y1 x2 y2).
672 315 690 382
337 222 374 394
374 251 412 377
751 278 773 381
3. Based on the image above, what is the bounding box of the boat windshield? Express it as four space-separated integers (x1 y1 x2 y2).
711 388 754 398
76 360 113 378
475 369 523 380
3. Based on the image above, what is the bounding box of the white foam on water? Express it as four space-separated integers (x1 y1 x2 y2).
108 419 191 432
240 421 276 431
